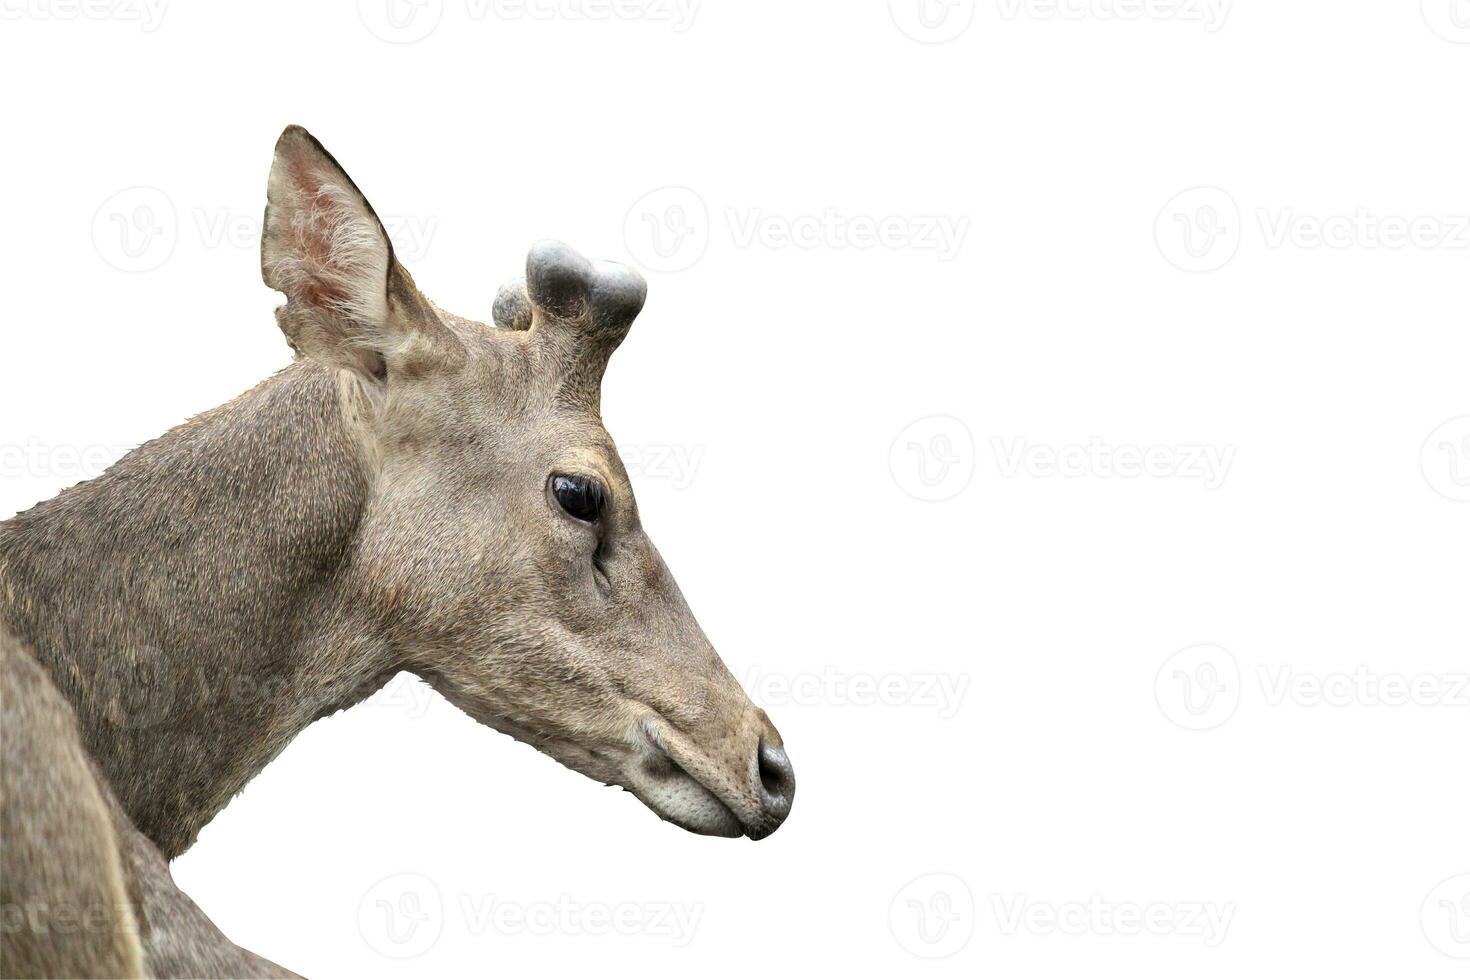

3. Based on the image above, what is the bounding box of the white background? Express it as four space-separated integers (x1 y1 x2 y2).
2 1 1468 977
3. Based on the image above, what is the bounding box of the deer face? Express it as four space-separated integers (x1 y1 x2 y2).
260 127 793 839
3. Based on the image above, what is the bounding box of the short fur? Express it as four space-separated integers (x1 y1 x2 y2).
0 126 793 977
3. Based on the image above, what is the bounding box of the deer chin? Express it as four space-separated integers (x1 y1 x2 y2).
482 716 745 838
511 725 745 838
420 674 765 838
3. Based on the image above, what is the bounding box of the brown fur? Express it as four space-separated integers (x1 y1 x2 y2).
2 631 303 978
1 632 143 979
0 126 792 977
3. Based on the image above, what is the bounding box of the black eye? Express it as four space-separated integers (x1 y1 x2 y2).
551 474 607 523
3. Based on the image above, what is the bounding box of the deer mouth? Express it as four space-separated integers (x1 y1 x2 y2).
631 742 745 838
628 722 746 838
420 673 790 838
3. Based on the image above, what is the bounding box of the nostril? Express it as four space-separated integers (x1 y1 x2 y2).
756 740 795 805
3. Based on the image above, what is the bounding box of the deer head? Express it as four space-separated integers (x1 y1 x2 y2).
260 127 794 839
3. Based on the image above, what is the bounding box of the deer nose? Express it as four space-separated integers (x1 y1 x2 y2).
752 739 795 837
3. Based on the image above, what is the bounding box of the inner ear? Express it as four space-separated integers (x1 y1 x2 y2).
261 126 398 377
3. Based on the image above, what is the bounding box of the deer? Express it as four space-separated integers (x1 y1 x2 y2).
0 126 796 979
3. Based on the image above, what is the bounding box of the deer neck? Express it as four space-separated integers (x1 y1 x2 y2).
0 361 396 858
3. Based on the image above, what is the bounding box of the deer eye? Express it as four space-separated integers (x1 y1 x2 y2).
551 474 607 523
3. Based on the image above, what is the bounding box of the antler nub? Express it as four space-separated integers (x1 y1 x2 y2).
493 241 648 369
588 260 648 335
526 240 595 323
492 278 533 331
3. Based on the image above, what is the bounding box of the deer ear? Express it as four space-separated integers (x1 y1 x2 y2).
261 126 411 379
